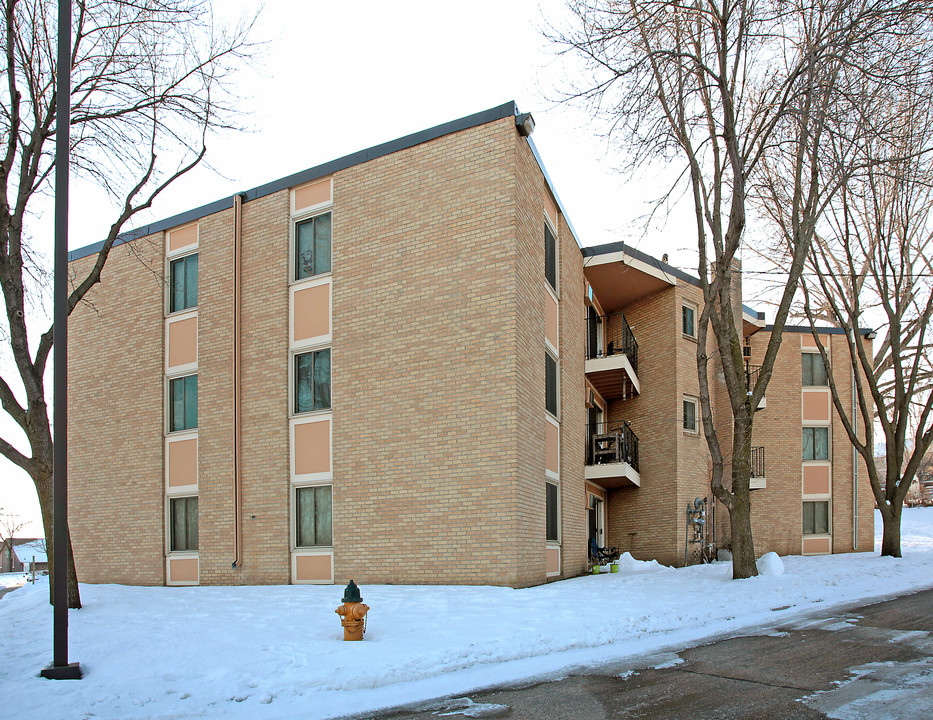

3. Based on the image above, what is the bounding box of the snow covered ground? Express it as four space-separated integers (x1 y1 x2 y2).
1 508 932 720
0 571 29 588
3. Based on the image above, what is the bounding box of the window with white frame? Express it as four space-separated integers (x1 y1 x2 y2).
295 485 333 547
683 396 699 432
682 303 697 339
295 212 332 281
803 500 829 535
545 351 559 417
544 223 557 291
294 349 331 414
802 426 829 461
169 253 198 313
169 374 197 432
802 352 829 386
546 481 559 542
169 496 198 551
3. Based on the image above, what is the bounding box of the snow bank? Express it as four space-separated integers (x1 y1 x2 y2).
1 509 932 720
618 551 673 575
756 552 784 576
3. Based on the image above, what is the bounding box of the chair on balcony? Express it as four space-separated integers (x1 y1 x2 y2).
592 429 623 464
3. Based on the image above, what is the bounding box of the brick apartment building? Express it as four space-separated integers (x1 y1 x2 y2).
67 102 874 588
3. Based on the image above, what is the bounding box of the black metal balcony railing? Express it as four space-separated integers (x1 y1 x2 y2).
586 421 640 472
751 446 765 478
586 310 639 375
745 364 762 392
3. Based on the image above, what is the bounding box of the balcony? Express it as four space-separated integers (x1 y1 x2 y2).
750 446 766 489
585 422 641 488
746 364 766 409
585 310 640 400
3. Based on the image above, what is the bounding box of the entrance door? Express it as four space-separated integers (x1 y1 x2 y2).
588 495 604 553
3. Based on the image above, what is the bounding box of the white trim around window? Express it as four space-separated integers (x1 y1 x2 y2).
682 395 699 434
682 302 698 340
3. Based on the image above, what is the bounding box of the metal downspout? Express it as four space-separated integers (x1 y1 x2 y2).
853 364 859 549
232 193 244 568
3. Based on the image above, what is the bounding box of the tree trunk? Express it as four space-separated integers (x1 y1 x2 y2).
880 503 902 558
37 467 82 609
729 484 757 578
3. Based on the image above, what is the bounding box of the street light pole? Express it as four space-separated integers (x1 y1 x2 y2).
40 0 81 681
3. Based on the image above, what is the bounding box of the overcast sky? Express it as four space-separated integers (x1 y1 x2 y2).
3 1 700 534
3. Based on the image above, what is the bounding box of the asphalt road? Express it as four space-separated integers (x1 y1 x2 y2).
362 587 933 720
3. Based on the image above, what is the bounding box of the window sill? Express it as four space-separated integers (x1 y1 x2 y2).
289 271 333 288
683 334 698 343
290 407 333 421
166 306 198 319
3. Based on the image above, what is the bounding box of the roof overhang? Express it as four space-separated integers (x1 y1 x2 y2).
583 250 677 313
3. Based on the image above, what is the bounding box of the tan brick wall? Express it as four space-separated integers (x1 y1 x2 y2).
69 236 166 584
748 329 874 556
330 116 535 586
556 195 586 579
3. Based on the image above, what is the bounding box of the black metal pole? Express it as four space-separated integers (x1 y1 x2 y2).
41 0 81 681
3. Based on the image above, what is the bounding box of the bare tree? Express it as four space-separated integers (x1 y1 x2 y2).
552 0 931 577
0 0 255 608
0 507 27 570
788 94 933 556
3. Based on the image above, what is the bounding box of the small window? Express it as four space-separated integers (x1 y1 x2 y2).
802 353 828 386
169 253 198 313
296 485 333 547
546 481 559 542
682 304 696 338
544 223 557 291
295 212 332 281
170 496 199 551
545 352 558 416
803 500 829 535
169 375 197 432
802 426 829 461
683 396 698 432
294 349 331 414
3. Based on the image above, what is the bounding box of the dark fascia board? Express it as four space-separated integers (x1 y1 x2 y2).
765 324 875 336
581 240 701 287
742 303 766 321
69 101 520 262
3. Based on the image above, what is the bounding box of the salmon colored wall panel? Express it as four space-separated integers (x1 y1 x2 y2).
546 547 560 574
294 284 330 342
169 557 198 583
802 536 831 555
545 421 559 475
168 224 198 252
167 316 198 369
803 465 831 496
802 389 830 423
168 438 198 488
294 419 331 476
544 193 558 230
801 333 818 349
294 178 332 212
296 554 332 582
545 292 558 348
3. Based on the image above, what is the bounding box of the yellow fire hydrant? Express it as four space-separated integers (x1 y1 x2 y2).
335 580 370 641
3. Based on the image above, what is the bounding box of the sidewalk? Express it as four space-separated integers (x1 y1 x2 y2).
373 586 933 720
